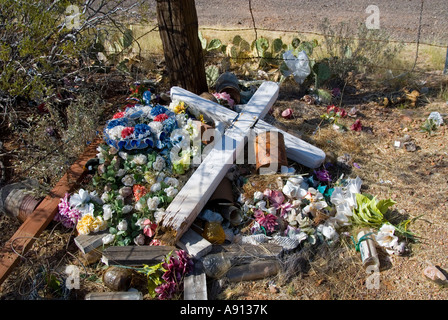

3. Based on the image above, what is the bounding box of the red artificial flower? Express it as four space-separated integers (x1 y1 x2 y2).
154 113 169 122
337 108 347 118
121 126 134 138
112 111 125 119
133 184 147 202
350 119 362 132
326 105 338 114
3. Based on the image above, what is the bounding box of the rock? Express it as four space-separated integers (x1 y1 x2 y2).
269 284 279 293
404 141 417 152
423 263 448 287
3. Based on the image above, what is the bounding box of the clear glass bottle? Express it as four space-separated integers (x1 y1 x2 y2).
357 228 380 269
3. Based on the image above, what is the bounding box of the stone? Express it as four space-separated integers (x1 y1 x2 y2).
423 264 448 287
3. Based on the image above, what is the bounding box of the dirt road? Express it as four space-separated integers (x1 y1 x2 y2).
194 0 448 45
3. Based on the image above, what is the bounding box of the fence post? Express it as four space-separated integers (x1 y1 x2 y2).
444 47 448 75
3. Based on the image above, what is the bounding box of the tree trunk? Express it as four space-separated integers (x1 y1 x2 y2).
156 0 208 94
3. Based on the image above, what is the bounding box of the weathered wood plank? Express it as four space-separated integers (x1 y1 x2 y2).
171 85 326 168
184 260 207 300
0 137 103 285
177 228 212 259
156 82 279 245
101 245 177 266
74 230 109 254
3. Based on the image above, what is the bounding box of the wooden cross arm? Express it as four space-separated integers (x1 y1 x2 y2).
171 86 326 169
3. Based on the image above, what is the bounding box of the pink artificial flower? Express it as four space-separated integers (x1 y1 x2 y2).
143 219 157 238
254 209 278 233
149 239 162 246
281 108 293 119
264 189 285 206
213 92 235 108
55 193 81 229
350 119 362 132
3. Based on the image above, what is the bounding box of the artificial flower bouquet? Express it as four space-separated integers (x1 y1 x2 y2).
55 84 205 249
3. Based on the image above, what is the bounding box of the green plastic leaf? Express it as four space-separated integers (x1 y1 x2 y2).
376 199 396 215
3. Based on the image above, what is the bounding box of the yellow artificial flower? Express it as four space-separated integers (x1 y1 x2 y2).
173 101 186 114
76 215 95 235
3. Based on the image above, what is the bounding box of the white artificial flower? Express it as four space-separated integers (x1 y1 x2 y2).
133 154 147 166
102 204 114 221
164 177 179 188
116 169 126 177
376 224 399 248
117 219 128 232
149 121 164 134
253 191 264 201
102 234 115 245
322 224 339 242
150 182 161 193
147 197 160 210
107 126 125 140
78 202 95 217
121 174 136 187
135 218 146 229
266 207 277 215
152 155 166 171
118 151 128 160
122 205 133 214
164 186 178 198
255 200 267 211
69 189 91 208
135 201 145 212
101 191 110 203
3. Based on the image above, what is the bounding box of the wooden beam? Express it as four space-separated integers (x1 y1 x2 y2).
74 230 109 255
177 228 212 259
184 260 207 300
171 86 326 169
0 138 103 286
156 82 279 245
101 245 177 266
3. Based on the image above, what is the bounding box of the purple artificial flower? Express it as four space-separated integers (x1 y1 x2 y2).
314 168 332 182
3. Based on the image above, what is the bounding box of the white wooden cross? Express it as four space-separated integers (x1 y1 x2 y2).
155 81 326 246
